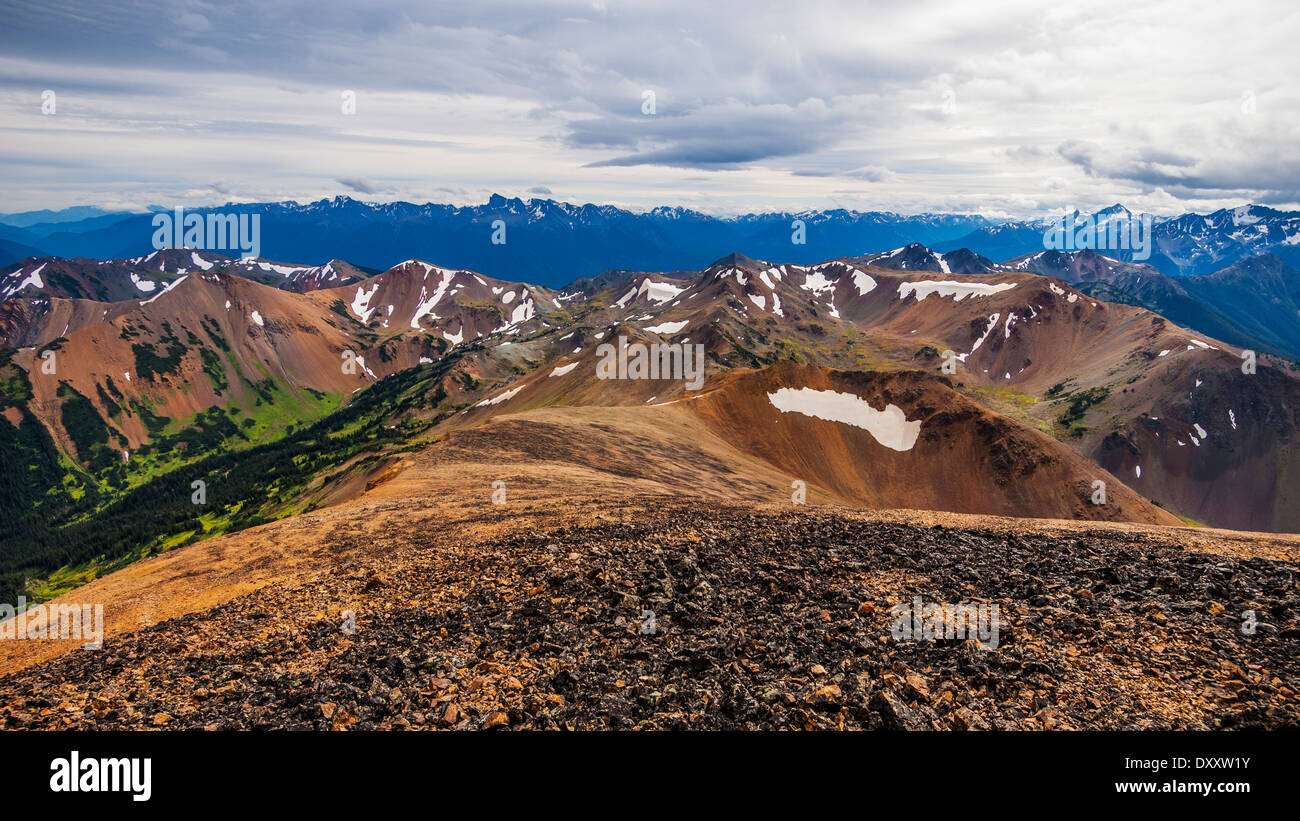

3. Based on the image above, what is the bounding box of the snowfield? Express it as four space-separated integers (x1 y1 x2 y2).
897 280 1016 302
766 387 922 451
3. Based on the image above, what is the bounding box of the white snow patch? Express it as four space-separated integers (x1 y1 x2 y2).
250 310 264 326
550 362 579 377
17 263 47 292
350 282 381 322
141 275 186 305
800 271 836 295
510 297 535 324
410 269 457 328
614 286 638 308
852 269 877 296
644 319 689 334
970 313 1000 354
767 387 921 452
898 280 1015 302
475 386 523 408
619 278 683 307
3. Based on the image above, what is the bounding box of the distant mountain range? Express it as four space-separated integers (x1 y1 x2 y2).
938 204 1300 276
0 196 993 284
3 197 1299 283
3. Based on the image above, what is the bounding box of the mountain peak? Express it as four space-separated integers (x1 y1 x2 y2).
707 252 765 271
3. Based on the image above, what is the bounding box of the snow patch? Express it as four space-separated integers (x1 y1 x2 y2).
767 387 921 452
970 314 1000 355
350 282 381 322
640 279 686 304
644 319 689 334
474 386 523 408
852 269 877 296
898 280 1015 302
410 269 457 328
141 275 187 305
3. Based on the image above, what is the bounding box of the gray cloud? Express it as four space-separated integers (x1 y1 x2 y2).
335 177 389 195
0 0 1294 215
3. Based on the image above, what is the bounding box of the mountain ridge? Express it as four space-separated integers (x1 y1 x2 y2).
7 197 1297 284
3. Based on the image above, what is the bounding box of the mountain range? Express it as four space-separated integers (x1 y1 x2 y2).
2 230 1298 736
6 198 1300 285
4 238 1300 609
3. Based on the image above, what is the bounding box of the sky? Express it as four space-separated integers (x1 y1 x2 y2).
0 0 1297 218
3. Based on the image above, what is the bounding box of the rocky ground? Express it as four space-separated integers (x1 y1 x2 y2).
2 497 1297 730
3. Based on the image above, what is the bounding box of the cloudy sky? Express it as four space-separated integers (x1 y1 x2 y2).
0 0 1296 217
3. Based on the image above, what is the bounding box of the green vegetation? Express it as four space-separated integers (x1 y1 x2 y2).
131 321 189 382
57 383 120 472
200 347 228 394
1056 386 1110 437
0 353 468 607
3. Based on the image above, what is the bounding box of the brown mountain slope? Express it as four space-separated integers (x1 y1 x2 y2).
1090 352 1300 531
682 362 1178 524
311 259 563 343
15 271 440 450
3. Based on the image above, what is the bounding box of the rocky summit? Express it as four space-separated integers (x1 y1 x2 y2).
2 497 1295 731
